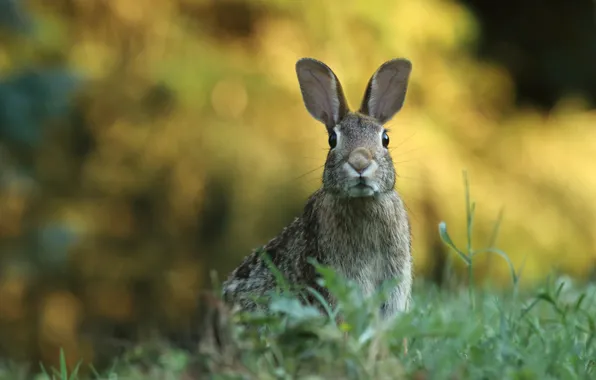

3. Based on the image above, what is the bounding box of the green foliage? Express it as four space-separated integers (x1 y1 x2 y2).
37 349 82 380
8 206 595 379
10 269 594 379
0 69 80 147
439 171 521 308
0 0 30 32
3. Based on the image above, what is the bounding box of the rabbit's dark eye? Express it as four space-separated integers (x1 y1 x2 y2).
328 131 337 149
382 131 390 148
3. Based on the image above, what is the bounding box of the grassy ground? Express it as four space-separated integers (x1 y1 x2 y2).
5 273 595 380
3 177 596 379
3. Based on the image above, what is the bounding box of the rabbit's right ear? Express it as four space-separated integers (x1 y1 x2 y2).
296 58 349 130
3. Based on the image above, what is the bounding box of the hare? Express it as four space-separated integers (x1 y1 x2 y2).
222 57 413 321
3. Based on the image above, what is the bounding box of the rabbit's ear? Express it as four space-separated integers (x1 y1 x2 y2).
296 58 349 130
359 59 412 124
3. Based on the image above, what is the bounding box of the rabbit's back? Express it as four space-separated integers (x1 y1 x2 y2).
221 214 317 311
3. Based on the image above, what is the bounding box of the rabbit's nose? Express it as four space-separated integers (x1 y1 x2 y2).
348 148 373 174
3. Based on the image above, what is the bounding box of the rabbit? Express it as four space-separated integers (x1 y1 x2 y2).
221 57 413 322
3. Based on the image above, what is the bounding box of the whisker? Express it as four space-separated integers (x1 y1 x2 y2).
401 199 420 224
289 165 325 182
391 146 424 157
297 156 325 162
393 159 420 165
396 174 430 183
391 131 418 150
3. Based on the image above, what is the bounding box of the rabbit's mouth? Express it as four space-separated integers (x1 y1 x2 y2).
348 179 376 197
339 160 381 197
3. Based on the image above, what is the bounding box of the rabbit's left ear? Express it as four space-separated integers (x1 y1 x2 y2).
359 59 412 125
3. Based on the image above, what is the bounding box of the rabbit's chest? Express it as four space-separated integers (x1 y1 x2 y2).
339 253 388 297
316 192 411 297
324 229 397 296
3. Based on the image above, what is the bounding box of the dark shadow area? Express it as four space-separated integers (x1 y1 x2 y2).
462 0 596 110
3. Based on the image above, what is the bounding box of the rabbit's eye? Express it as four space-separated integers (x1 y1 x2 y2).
382 131 390 148
328 131 337 149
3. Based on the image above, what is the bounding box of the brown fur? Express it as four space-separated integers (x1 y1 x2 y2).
221 58 414 321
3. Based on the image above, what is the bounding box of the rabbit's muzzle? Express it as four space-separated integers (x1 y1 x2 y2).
348 147 373 174
344 147 380 197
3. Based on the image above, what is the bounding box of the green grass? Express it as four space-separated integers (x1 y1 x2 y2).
13 274 595 380
3 275 596 379
3 173 596 379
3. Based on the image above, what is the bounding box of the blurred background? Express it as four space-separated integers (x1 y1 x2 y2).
0 0 595 371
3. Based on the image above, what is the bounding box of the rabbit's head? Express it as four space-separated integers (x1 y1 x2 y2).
296 58 412 198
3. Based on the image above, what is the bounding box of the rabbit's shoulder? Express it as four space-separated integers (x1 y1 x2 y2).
222 193 323 295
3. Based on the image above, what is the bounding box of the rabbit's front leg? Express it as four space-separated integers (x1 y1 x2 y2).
379 263 412 316
380 286 408 320
380 275 411 355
